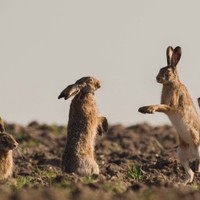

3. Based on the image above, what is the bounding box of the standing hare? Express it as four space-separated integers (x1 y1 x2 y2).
139 46 200 184
58 76 108 176
0 117 18 179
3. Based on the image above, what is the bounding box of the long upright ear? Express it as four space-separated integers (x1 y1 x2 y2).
172 46 182 67
58 83 84 100
0 117 5 132
166 46 173 65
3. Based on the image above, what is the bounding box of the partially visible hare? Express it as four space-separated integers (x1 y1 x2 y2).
58 76 108 176
139 46 200 184
0 117 18 179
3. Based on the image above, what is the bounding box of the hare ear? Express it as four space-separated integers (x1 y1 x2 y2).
166 46 173 65
0 118 5 132
58 84 83 100
172 46 182 67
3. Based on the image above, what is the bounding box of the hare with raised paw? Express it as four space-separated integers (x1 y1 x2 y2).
139 46 200 184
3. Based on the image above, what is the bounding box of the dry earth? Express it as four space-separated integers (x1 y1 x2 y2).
0 121 200 200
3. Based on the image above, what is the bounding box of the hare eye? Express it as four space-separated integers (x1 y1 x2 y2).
2 136 7 142
167 69 171 73
2 138 8 144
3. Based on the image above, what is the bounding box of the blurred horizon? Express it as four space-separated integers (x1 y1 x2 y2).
1 1 200 126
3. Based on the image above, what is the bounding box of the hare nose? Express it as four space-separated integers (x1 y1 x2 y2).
156 76 163 83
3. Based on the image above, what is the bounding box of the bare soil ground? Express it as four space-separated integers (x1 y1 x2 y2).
0 121 200 200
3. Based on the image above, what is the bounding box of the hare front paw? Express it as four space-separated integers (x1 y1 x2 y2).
97 117 108 136
138 106 155 114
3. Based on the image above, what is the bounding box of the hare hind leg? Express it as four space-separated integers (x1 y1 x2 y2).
178 147 194 184
195 160 200 172
196 146 200 172
91 160 99 175
181 160 194 184
77 158 99 176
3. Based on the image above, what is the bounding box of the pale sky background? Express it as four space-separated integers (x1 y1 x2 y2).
0 0 200 126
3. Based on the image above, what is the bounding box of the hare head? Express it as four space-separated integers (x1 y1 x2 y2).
0 133 18 152
58 76 101 100
0 118 18 152
156 46 182 84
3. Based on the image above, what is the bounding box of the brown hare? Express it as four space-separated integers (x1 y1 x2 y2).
0 117 18 179
58 76 108 176
139 46 200 184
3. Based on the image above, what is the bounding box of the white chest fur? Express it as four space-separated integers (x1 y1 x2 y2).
168 112 200 159
168 113 193 144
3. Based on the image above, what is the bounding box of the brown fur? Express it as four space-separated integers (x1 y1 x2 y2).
0 151 13 178
0 118 18 179
139 46 200 184
58 77 108 176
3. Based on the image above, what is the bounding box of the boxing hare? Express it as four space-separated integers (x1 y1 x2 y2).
139 46 200 184
58 76 108 176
